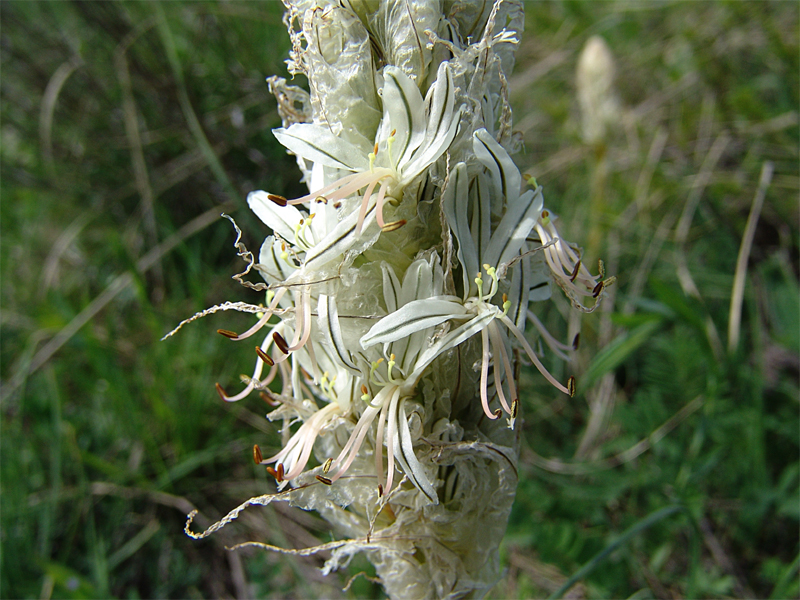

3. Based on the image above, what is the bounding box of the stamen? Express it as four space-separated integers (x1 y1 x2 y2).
378 483 384 497
526 310 573 360
273 332 290 354
315 196 328 204
356 175 384 235
500 314 572 396
479 329 497 419
316 475 332 485
266 466 279 480
381 219 406 233
215 382 227 401
573 333 580 350
255 346 274 366
488 324 512 414
217 329 239 339
570 260 582 282
323 458 333 474
267 194 288 207
567 376 576 397
592 281 604 298
384 388 401 495
259 391 280 406
276 463 285 482
375 180 389 229
253 444 263 464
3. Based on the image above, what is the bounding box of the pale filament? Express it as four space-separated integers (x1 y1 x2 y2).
488 321 515 413
328 384 396 483
232 287 288 341
263 401 342 481
479 328 496 419
527 309 572 361
535 222 597 298
218 332 279 402
384 387 401 495
500 313 571 396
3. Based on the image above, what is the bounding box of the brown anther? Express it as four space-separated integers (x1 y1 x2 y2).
542 209 549 218
493 408 503 419
253 444 263 465
316 475 332 485
333 201 342 209
298 218 304 226
266 466 279 480
217 329 239 339
570 260 582 282
502 293 508 304
273 332 290 354
259 391 280 406
572 333 581 350
390 128 396 137
360 384 369 396
378 483 384 497
215 382 227 401
373 142 379 155
315 196 328 204
380 219 407 233
567 376 576 397
323 458 333 474
267 194 288 207
592 281 604 298
511 398 519 419
276 463 285 482
255 346 274 366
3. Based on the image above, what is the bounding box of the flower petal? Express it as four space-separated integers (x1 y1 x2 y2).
483 186 544 270
274 124 368 171
381 66 426 167
442 162 480 297
473 128 522 205
248 190 303 242
360 298 468 348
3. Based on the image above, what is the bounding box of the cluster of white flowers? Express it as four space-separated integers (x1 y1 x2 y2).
172 1 612 597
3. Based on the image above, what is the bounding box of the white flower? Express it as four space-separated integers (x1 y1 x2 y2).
268 60 460 234
360 129 577 428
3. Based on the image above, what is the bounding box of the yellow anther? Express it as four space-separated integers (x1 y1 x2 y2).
541 209 550 226
475 272 484 297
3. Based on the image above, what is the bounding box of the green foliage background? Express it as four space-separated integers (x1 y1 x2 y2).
1 2 797 598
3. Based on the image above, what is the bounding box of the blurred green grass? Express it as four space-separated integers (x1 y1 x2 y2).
1 2 797 599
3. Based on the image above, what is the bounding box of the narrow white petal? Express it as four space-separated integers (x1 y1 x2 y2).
248 190 303 242
442 162 480 297
382 66 425 167
483 186 544 269
274 124 368 171
360 298 468 348
473 128 522 204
